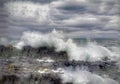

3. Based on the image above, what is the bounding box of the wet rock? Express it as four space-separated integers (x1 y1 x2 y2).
0 75 19 84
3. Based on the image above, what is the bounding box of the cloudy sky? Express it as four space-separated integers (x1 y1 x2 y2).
0 0 120 39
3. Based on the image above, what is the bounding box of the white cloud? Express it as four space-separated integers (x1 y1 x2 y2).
0 37 9 45
5 1 51 25
104 16 120 30
61 14 99 26
51 0 88 7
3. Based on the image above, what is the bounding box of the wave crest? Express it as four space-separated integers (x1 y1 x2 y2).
15 29 119 61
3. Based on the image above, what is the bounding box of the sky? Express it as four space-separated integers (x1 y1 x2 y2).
0 0 120 39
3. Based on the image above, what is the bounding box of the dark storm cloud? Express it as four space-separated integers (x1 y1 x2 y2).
0 0 119 39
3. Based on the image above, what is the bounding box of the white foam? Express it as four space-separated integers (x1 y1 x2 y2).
36 57 55 63
60 68 118 84
14 29 119 61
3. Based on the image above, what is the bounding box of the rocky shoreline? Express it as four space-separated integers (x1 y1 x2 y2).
0 45 120 84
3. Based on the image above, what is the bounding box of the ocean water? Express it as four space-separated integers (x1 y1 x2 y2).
0 30 120 84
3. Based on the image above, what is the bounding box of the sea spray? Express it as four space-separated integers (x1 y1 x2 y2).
60 67 118 84
14 29 119 61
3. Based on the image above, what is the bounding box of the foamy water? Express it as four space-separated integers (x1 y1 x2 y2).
14 29 120 62
60 68 118 84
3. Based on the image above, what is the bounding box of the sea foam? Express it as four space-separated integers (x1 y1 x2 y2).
14 29 119 61
60 67 118 84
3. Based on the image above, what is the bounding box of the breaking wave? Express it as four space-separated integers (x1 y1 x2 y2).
14 29 120 61
60 67 118 84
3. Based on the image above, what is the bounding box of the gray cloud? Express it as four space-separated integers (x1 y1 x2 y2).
51 0 120 15
0 0 119 39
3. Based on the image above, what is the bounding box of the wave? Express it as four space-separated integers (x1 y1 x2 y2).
14 29 120 61
60 67 118 84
